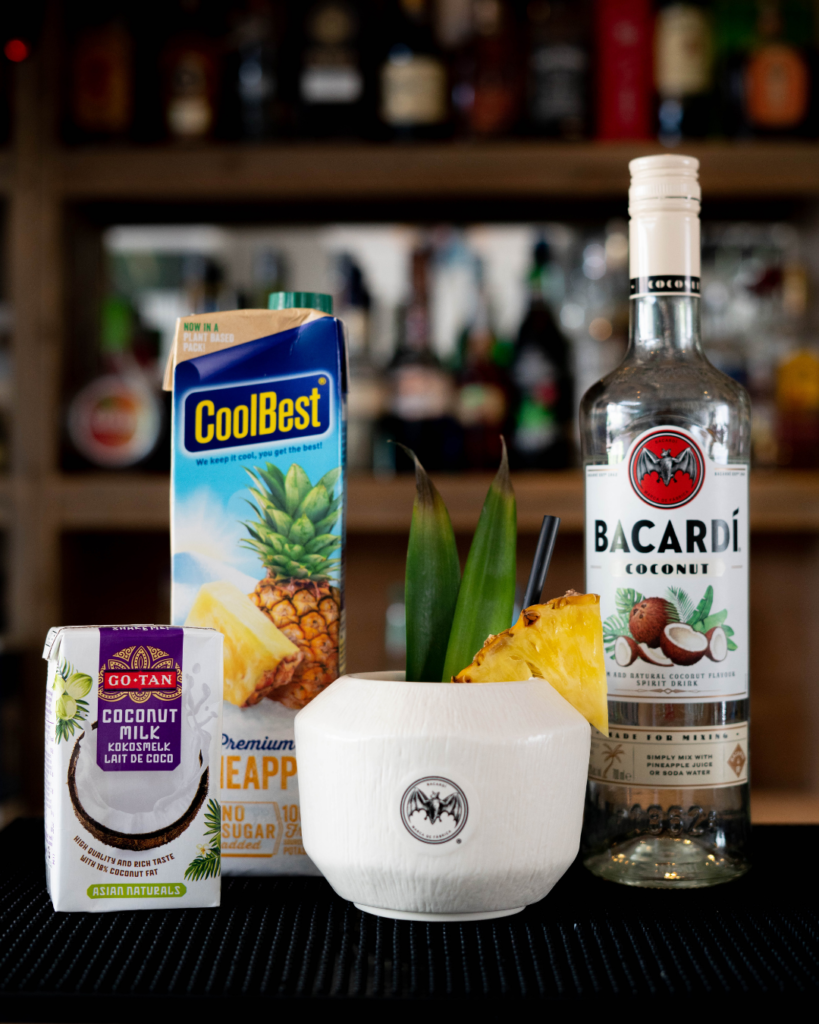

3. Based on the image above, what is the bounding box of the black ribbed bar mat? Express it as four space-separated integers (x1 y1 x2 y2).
1 819 817 1019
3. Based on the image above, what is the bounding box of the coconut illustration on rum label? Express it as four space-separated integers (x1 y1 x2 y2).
604 585 736 669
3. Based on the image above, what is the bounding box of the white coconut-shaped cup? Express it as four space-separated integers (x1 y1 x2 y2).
294 672 591 922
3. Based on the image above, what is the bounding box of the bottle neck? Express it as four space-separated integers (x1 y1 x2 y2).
628 194 702 360
628 293 704 362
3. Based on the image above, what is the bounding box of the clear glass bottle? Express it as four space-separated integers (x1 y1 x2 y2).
580 155 751 887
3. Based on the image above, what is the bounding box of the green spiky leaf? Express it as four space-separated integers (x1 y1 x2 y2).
284 464 312 515
615 589 644 616
289 514 316 546
295 484 330 524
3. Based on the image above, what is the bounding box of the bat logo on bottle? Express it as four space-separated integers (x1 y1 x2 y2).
629 429 705 508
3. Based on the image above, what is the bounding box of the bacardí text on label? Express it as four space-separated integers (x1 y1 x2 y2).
580 155 751 887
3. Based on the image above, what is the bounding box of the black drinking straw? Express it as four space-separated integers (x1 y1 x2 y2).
522 515 561 608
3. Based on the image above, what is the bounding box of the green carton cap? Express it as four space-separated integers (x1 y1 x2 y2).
268 291 333 314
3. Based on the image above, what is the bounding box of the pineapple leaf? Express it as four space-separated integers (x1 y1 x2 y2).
289 514 316 546
270 509 294 535
258 467 287 508
284 464 312 516
312 511 341 534
295 483 330 523
317 467 342 495
264 462 286 488
286 560 310 576
287 543 305 559
306 533 340 554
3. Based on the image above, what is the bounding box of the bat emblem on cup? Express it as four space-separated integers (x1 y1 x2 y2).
400 777 469 844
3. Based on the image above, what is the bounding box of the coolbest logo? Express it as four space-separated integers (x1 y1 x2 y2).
629 429 704 508
184 372 332 453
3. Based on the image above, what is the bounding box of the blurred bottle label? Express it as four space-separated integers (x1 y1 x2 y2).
71 23 133 135
596 0 652 139
655 4 713 97
381 55 447 124
746 44 809 127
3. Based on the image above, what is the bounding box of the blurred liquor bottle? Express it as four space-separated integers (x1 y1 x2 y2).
654 0 715 143
223 0 287 140
66 296 163 471
248 247 287 309
455 261 513 470
381 248 462 472
524 0 591 139
69 17 133 142
379 0 450 138
509 240 573 470
716 0 817 137
337 255 387 471
776 263 819 468
162 0 221 142
297 0 369 137
450 0 520 137
595 0 653 139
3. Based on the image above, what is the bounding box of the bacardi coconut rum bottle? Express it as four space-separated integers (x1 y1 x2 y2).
581 155 751 887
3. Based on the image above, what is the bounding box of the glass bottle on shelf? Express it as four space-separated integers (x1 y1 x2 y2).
67 295 163 471
224 0 283 141
654 0 715 144
524 0 591 139
380 247 462 472
509 240 573 470
337 254 387 471
452 0 520 137
379 0 450 139
297 0 369 137
776 262 819 468
455 260 513 470
580 155 751 887
162 0 221 142
595 0 653 140
716 0 816 137
69 17 134 142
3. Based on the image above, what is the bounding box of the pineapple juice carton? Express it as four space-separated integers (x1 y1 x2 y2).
164 294 346 876
42 624 223 912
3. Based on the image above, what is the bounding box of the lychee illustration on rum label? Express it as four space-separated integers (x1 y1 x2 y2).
586 425 748 702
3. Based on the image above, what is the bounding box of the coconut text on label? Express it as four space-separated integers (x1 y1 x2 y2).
97 627 184 771
586 426 748 702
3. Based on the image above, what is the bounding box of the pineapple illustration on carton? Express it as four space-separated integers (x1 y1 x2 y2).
166 305 346 876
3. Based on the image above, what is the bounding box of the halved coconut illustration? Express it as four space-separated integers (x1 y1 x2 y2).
706 626 728 662
67 722 209 852
659 622 708 665
637 643 673 666
614 635 640 666
629 597 673 647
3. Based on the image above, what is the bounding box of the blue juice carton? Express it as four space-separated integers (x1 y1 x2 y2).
164 293 346 875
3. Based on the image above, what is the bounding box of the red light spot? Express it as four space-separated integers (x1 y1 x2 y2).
4 39 29 63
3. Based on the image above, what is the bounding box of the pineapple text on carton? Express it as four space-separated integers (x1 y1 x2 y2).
221 754 298 791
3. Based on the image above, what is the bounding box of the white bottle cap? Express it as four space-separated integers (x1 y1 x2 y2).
629 154 701 207
628 154 701 294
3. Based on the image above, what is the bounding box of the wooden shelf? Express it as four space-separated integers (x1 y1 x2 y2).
54 141 819 202
42 469 819 534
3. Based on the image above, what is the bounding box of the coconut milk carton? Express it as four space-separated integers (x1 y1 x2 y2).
43 624 223 912
164 298 346 875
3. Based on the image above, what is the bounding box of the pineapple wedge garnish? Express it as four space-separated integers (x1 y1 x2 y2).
454 591 608 734
185 580 302 708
